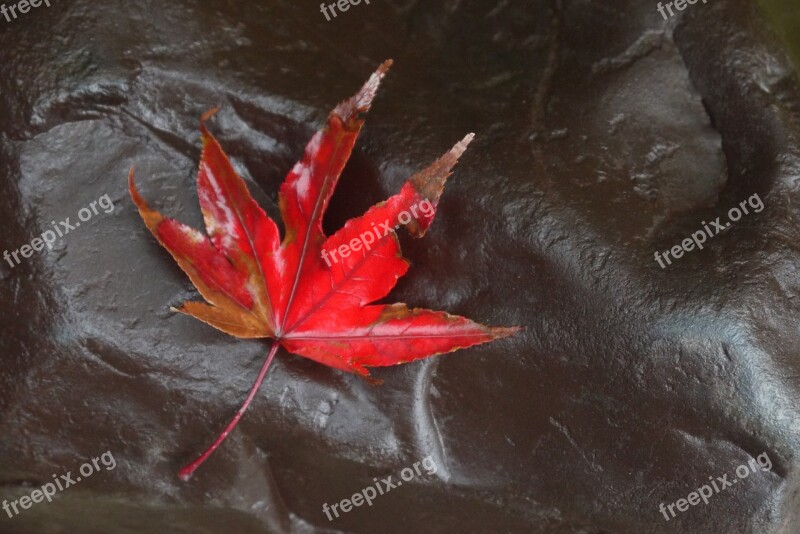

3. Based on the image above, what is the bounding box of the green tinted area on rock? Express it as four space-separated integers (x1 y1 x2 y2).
760 0 800 67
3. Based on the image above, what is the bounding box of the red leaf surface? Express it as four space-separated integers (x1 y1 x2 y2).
129 60 519 480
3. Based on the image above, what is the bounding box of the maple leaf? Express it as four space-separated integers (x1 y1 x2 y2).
128 60 519 480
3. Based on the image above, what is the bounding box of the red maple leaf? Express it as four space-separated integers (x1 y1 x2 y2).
129 60 519 480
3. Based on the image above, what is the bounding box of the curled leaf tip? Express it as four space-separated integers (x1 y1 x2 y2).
456 133 476 154
128 167 165 230
492 326 523 339
128 167 145 209
409 134 475 208
201 107 220 124
450 133 475 160
334 60 393 126
200 107 222 143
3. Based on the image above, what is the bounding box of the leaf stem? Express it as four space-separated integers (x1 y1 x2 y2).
178 341 281 481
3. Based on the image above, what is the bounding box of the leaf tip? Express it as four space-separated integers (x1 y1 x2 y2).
128 167 145 209
450 132 475 161
362 374 384 386
491 326 522 339
334 60 393 127
407 133 476 221
128 166 170 236
201 107 220 123
200 107 221 144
